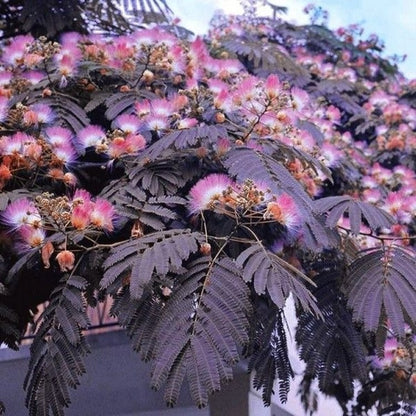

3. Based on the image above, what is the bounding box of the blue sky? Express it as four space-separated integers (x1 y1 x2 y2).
168 0 416 79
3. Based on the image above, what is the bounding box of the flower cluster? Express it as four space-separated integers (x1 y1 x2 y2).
1 191 115 253
188 175 300 234
2 198 45 250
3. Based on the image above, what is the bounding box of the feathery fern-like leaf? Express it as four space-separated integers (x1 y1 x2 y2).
222 35 310 85
0 302 20 350
101 229 203 297
344 246 416 337
297 262 367 401
249 304 294 406
128 159 190 196
237 243 319 315
144 124 227 160
149 256 251 408
314 195 395 234
24 274 90 416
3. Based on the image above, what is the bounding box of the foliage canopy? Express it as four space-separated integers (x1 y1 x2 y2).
1 1 416 415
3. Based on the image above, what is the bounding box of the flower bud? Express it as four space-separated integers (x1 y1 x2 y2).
56 250 75 272
199 242 211 256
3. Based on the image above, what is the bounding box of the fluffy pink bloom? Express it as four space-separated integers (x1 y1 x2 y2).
23 142 42 161
320 143 342 167
188 174 235 213
151 99 174 118
167 44 186 73
2 198 42 229
125 133 146 153
208 79 229 94
90 199 115 231
146 116 169 131
45 126 73 147
291 87 309 112
381 337 399 367
135 100 151 118
213 89 232 112
54 144 77 164
60 32 82 47
107 134 146 159
134 28 174 48
77 125 107 148
177 118 198 129
22 70 46 85
19 225 45 249
0 71 12 86
56 250 75 272
55 52 78 77
264 194 300 232
108 137 128 159
264 74 282 99
72 189 92 205
208 59 243 79
24 104 54 125
326 105 341 123
362 189 381 204
71 205 91 230
114 114 142 133
215 138 231 157
232 76 259 106
2 35 33 65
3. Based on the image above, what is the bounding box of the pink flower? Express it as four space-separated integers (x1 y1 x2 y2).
291 87 309 113
133 28 174 48
23 142 42 161
2 35 33 65
215 138 231 157
90 199 115 231
72 189 92 205
108 137 128 159
320 143 342 168
71 205 91 230
209 59 243 79
381 337 398 367
45 126 73 147
264 194 300 232
326 105 341 123
151 99 174 118
56 250 75 272
2 198 42 230
135 100 151 118
28 104 54 124
125 133 146 153
264 74 282 99
54 144 77 164
0 71 12 86
77 125 107 149
188 174 235 213
108 134 146 159
19 225 45 249
177 118 198 129
232 76 259 106
1 133 24 154
146 116 169 131
55 52 78 77
114 114 142 133
22 70 46 85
